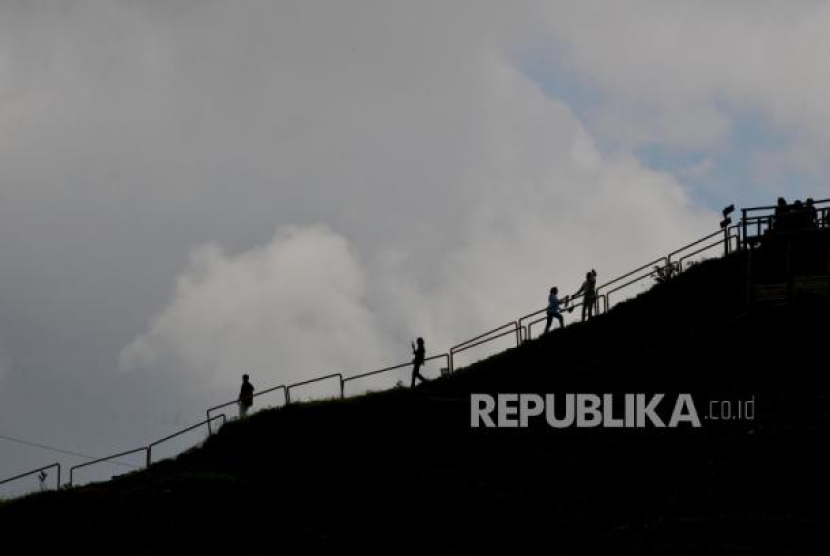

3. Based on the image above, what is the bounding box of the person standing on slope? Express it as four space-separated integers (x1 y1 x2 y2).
574 269 598 322
238 374 255 419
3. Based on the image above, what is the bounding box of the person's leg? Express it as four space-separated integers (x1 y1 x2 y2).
555 313 564 329
545 312 553 333
582 297 591 320
415 362 427 384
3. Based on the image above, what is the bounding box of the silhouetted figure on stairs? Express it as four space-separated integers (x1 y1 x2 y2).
238 374 255 419
774 197 789 231
575 269 598 322
544 287 565 333
411 337 428 388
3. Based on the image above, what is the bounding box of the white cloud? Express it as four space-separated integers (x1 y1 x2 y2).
119 54 715 404
119 225 389 400
535 1 830 171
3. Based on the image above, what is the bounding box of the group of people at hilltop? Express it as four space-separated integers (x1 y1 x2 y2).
773 197 825 232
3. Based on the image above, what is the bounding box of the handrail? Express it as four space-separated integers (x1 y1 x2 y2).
604 266 665 310
678 237 737 271
285 373 344 404
449 324 520 372
741 198 830 216
69 447 148 487
206 384 287 434
517 307 548 340
147 414 227 467
0 463 61 492
341 353 450 396
451 321 521 352
343 361 410 385
595 257 668 295
667 228 728 264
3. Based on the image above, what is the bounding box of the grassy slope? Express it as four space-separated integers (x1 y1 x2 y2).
2 253 829 555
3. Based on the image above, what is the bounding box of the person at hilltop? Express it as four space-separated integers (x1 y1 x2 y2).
544 287 565 334
773 197 790 232
805 198 819 228
574 269 598 322
238 374 255 419
411 337 428 388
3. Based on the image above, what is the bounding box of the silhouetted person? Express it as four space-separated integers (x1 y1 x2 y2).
805 198 818 228
238 374 255 419
774 197 789 231
544 287 565 333
791 199 811 230
575 269 597 322
411 337 428 388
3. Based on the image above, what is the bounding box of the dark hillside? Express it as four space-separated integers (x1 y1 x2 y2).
2 248 829 555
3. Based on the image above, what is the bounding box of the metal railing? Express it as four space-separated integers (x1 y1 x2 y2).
668 227 737 266
285 373 344 404
70 415 230 486
0 463 61 493
69 447 147 487
341 354 451 396
206 384 287 434
147 414 226 467
740 199 830 246
449 321 521 373
678 230 739 272
594 257 668 314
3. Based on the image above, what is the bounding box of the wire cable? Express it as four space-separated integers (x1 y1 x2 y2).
0 433 140 469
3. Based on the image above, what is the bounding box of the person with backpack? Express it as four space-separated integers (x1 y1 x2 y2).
238 374 255 419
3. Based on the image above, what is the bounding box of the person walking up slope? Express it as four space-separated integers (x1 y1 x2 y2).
411 337 428 388
544 287 565 333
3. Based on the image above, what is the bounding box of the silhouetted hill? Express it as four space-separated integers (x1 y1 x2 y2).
2 248 829 555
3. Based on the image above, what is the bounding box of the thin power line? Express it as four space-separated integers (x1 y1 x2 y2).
0 433 140 469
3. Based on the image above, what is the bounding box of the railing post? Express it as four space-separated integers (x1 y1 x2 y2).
723 226 730 256
742 209 748 250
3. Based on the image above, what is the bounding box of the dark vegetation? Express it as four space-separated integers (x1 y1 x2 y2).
2 247 829 555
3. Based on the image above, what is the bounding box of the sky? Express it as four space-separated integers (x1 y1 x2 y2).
1 1 829 492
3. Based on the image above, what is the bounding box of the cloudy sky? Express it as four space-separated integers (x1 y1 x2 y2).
1 1 829 489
